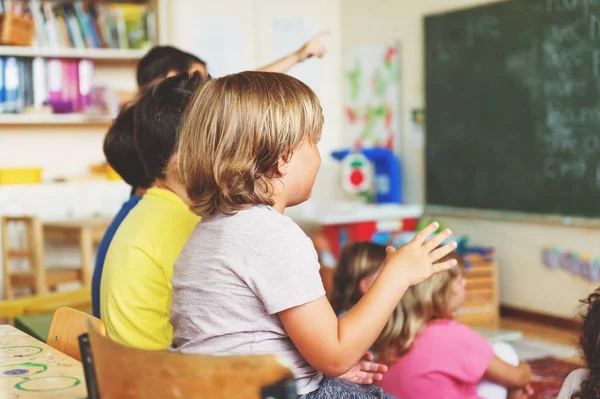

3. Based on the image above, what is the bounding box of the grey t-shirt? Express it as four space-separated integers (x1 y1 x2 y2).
170 205 326 395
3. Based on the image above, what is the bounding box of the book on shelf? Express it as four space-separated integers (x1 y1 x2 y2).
0 55 95 116
1 1 156 51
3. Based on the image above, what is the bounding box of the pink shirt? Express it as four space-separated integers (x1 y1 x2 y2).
378 320 495 399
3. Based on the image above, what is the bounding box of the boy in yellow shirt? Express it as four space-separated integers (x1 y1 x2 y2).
100 73 203 349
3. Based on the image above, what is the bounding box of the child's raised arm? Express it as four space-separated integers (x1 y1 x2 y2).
257 31 329 73
279 223 457 377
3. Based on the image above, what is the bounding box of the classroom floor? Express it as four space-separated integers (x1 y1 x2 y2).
500 316 581 363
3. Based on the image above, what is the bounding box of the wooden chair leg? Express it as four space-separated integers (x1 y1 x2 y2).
1 217 14 300
79 228 93 288
28 217 47 295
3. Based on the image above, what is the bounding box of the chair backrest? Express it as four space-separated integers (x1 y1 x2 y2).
47 307 105 361
86 322 296 399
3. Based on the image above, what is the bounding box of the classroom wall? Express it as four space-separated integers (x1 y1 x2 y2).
341 0 600 318
1 0 344 196
0 0 344 297
165 0 345 204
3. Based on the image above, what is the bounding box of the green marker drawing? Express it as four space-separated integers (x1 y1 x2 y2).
15 376 81 392
346 60 361 101
361 105 388 141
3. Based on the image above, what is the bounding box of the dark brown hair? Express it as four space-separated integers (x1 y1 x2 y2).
103 104 153 189
572 289 600 399
134 73 205 180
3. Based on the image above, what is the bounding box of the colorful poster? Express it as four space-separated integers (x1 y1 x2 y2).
343 42 402 150
542 245 600 282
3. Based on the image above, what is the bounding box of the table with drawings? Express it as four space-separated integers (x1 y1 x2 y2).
0 324 87 398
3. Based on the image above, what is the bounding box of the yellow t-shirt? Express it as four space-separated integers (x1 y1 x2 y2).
100 187 200 349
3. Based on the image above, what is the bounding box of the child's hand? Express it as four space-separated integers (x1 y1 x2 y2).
384 222 457 287
297 31 330 62
337 352 388 384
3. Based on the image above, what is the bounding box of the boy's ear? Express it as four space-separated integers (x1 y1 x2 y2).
276 152 290 176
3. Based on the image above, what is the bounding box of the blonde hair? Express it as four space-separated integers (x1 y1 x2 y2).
373 252 466 363
330 242 387 314
177 71 323 217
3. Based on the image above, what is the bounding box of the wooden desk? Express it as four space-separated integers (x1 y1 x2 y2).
43 218 111 288
0 324 87 398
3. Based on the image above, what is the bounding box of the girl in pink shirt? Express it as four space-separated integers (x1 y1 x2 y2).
373 252 533 399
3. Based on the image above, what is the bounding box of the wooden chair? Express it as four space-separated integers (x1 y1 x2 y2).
1 216 82 300
85 322 296 399
47 307 104 361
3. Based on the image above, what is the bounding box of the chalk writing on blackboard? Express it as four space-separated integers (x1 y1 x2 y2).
425 0 600 216
546 0 599 18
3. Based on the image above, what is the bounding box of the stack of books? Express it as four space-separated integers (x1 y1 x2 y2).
0 0 155 50
0 56 94 114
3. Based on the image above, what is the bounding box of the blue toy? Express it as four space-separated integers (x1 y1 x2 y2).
331 147 402 204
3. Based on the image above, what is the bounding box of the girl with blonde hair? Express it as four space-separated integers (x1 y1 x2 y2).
374 252 533 399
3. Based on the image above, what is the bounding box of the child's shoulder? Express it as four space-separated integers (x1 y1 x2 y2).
422 320 482 341
214 206 305 235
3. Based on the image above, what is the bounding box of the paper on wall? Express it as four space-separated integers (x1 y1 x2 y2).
342 42 402 150
190 16 243 78
271 16 318 90
410 108 425 149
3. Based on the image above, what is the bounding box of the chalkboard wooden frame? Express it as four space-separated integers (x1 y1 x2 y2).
426 205 600 228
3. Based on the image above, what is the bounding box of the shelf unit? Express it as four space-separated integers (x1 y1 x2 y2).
0 113 113 127
0 46 147 61
0 0 167 127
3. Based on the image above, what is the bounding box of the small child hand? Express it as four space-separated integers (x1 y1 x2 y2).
384 222 457 287
297 31 330 62
338 352 388 384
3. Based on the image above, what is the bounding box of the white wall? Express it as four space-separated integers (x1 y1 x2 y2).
341 0 599 318
167 0 345 203
0 0 345 296
1 0 344 193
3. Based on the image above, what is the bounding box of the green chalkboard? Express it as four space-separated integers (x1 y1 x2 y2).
425 0 600 217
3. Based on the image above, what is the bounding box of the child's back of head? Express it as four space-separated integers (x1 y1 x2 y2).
178 71 323 217
136 46 207 88
134 72 205 181
374 251 465 362
568 290 600 399
330 242 387 315
103 104 153 190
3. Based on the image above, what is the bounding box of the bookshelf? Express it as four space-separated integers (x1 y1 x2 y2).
0 45 147 61
0 113 112 126
0 0 167 127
